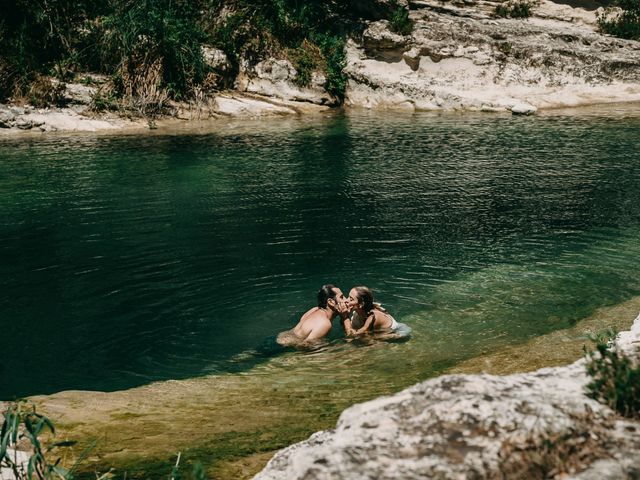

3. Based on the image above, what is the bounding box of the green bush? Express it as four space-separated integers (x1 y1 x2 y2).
494 1 533 18
101 0 206 101
597 0 640 40
207 0 353 100
389 6 413 35
584 330 640 419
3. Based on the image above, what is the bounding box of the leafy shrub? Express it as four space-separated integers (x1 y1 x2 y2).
101 0 206 104
597 0 640 40
290 40 323 87
1 400 80 480
207 0 353 100
584 330 640 419
494 1 534 18
389 6 414 35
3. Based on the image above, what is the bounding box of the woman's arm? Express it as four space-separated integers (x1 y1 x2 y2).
342 317 356 336
353 312 375 335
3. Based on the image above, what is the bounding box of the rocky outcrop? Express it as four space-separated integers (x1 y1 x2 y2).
254 315 640 479
237 58 338 106
344 0 640 111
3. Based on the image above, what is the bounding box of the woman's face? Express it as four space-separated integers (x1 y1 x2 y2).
347 288 360 312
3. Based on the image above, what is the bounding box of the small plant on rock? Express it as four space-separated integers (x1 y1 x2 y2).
584 329 640 419
389 6 414 35
494 0 534 18
597 0 640 40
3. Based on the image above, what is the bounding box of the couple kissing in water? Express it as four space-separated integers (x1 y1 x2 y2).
277 284 399 346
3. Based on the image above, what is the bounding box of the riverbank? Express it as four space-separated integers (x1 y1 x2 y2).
1 0 639 136
25 297 640 479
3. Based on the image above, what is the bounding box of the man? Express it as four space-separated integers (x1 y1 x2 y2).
277 284 349 345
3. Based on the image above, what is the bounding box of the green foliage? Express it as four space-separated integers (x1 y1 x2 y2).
389 6 413 35
169 453 208 480
290 40 321 87
1 400 79 480
584 330 640 419
101 0 206 101
207 0 353 100
494 1 533 18
597 0 640 40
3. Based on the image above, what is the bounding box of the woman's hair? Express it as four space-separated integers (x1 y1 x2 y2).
353 286 375 316
317 284 338 308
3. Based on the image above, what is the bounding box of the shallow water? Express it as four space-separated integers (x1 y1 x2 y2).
2 106 640 400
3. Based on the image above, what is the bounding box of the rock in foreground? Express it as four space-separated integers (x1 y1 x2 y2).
255 316 640 479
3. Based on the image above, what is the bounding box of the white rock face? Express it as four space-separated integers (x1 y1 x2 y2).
202 46 231 72
238 58 337 106
213 92 329 117
510 102 537 114
344 0 640 111
254 314 640 479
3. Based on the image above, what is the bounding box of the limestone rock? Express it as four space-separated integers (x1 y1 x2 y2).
64 82 97 105
510 102 537 114
15 119 33 130
255 315 640 480
363 20 410 52
237 58 337 106
203 46 232 73
344 0 640 111
0 110 15 128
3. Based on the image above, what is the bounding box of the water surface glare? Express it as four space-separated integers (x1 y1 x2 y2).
1 107 640 399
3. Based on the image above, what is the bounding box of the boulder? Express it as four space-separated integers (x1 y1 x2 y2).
15 120 33 130
202 46 232 73
0 110 15 128
510 102 537 114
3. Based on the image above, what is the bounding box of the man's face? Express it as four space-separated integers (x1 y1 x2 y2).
329 288 347 313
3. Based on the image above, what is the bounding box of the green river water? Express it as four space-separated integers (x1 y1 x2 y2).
1 106 640 477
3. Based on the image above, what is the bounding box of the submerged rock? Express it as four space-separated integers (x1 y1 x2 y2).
254 315 640 479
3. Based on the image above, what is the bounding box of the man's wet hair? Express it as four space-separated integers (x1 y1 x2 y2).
317 284 338 308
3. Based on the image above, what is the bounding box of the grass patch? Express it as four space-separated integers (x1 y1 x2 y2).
389 6 414 35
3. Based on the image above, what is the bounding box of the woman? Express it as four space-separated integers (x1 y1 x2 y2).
344 286 398 335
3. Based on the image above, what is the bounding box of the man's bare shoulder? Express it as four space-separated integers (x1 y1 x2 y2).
300 307 321 322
